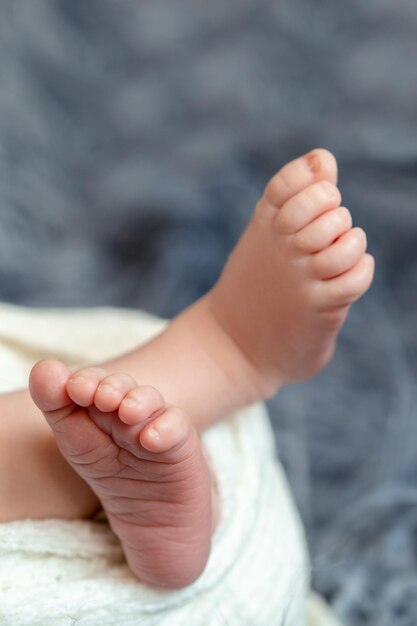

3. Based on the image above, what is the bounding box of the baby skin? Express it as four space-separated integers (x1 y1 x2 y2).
29 362 214 589
28 149 374 589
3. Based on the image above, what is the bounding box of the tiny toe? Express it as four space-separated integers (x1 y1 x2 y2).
277 182 342 236
119 385 165 426
140 406 191 454
294 206 352 253
94 373 137 413
29 359 73 417
66 367 108 407
319 253 375 307
311 228 367 279
263 148 338 211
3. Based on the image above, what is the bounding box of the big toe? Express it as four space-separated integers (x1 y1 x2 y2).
262 148 338 212
306 148 338 185
29 359 73 417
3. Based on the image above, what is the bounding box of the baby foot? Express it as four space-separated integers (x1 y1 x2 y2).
206 149 374 393
29 359 214 589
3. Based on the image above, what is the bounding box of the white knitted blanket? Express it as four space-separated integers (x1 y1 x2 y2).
0 304 342 626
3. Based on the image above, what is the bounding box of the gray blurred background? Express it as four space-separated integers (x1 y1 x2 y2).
1 2 417 624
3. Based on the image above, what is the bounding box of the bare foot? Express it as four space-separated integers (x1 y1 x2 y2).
2 149 374 529
205 148 375 393
29 359 214 589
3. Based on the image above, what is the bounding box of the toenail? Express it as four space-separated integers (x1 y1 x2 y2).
69 375 87 385
323 183 338 199
306 153 321 174
98 383 115 395
122 397 138 408
146 426 160 440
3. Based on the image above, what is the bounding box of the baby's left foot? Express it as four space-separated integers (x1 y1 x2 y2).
29 359 214 589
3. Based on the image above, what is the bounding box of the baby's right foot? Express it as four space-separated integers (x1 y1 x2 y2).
201 149 374 394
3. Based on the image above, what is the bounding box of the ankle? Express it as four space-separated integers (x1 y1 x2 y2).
197 293 282 402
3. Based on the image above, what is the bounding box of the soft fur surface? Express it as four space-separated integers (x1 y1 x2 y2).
1 2 417 624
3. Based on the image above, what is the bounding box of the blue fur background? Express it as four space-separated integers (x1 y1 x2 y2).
1 2 417 623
